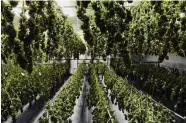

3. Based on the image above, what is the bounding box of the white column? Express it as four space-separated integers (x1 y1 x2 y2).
107 55 111 68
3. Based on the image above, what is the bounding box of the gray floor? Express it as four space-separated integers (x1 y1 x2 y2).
70 76 93 123
100 76 128 123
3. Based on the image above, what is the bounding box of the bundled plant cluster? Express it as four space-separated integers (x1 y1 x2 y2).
110 57 129 76
77 1 107 62
91 1 132 67
1 1 26 68
100 64 176 123
86 65 117 123
1 62 69 122
1 1 86 73
40 63 86 123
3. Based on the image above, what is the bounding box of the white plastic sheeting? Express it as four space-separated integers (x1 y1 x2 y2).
99 75 128 123
70 76 93 123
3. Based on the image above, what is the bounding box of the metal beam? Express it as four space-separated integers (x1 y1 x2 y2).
63 6 77 8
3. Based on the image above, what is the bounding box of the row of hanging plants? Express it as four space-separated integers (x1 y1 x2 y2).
1 1 86 73
86 65 117 122
99 63 177 123
77 1 185 65
129 1 186 61
77 1 109 62
1 62 69 122
76 1 133 67
39 63 86 123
